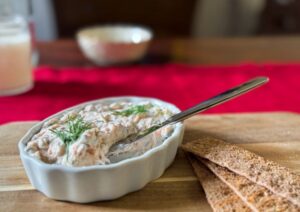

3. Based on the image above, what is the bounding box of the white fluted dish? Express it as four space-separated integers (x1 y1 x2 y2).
18 96 184 203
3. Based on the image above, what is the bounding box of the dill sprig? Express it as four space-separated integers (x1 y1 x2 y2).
114 105 148 116
50 116 92 156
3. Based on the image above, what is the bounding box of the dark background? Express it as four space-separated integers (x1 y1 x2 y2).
52 0 300 38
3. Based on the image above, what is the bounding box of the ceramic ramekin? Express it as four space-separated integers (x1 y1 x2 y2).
19 96 184 203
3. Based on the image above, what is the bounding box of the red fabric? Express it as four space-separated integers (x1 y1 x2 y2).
1 63 300 124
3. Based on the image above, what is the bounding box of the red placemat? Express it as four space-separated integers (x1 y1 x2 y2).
0 63 299 124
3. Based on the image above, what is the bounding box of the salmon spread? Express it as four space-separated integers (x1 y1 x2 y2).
25 101 174 167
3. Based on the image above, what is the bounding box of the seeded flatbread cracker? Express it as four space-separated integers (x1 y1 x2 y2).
182 137 300 207
201 159 299 211
187 154 251 212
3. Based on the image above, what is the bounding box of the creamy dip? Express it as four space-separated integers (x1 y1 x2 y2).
25 101 174 167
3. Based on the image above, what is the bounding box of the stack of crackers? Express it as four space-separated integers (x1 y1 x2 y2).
182 137 300 211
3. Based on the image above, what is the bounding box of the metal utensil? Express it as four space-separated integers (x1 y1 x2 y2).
109 77 268 152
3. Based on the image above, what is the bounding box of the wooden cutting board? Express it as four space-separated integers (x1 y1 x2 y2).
1 112 300 211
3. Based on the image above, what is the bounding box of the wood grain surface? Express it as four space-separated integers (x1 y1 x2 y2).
37 37 300 67
0 112 299 211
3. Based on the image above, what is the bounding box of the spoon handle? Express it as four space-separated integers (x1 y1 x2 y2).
166 76 269 124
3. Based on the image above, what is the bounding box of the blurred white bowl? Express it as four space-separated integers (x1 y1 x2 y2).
76 25 153 65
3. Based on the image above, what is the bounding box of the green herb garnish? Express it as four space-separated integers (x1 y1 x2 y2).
114 105 148 116
50 116 91 157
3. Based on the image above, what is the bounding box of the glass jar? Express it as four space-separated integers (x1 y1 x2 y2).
0 0 33 96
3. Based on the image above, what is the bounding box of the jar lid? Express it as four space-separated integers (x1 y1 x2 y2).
0 15 28 36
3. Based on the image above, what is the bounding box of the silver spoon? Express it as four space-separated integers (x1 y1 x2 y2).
109 77 269 154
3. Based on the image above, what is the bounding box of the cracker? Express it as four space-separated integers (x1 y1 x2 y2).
187 154 251 212
201 159 299 211
182 137 300 206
